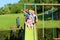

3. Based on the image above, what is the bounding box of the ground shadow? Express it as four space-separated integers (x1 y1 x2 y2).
10 28 24 40
0 28 25 40
37 28 60 40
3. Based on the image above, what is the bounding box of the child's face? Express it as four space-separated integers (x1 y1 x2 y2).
29 10 32 15
32 11 34 14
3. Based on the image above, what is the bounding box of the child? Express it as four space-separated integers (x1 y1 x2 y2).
32 10 38 24
16 17 20 28
25 15 34 29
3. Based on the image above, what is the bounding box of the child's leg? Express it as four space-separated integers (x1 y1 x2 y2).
31 24 34 29
25 22 28 27
28 24 31 28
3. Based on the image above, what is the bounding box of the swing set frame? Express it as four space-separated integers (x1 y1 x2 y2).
24 3 60 40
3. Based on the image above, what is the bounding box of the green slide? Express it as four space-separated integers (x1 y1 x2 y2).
25 25 37 40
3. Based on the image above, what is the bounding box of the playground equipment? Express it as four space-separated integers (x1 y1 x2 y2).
24 3 38 40
24 3 60 40
53 38 60 40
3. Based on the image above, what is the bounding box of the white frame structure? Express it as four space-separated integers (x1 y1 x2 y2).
24 3 60 40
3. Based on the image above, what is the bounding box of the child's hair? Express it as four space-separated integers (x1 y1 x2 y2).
29 10 33 14
32 11 35 14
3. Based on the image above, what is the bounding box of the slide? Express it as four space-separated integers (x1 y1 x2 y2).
25 25 37 40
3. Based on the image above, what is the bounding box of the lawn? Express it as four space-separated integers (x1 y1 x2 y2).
0 13 24 30
37 13 60 28
0 13 60 40
0 13 60 30
37 20 60 28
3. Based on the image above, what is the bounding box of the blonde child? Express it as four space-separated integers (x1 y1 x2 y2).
25 15 34 29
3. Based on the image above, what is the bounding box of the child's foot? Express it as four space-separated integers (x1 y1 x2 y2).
27 25 28 27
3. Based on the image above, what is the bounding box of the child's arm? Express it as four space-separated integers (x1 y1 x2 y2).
21 10 27 15
35 15 38 23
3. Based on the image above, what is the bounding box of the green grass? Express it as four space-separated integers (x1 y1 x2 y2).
0 13 24 30
37 20 60 28
37 13 60 28
0 13 60 30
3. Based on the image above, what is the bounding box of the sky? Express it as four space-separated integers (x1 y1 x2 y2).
0 0 20 8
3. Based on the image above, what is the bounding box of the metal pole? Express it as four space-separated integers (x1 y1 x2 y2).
24 4 26 10
24 3 26 32
24 4 26 22
56 28 58 38
25 4 60 6
52 6 54 38
42 3 44 38
34 3 37 15
33 3 37 40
